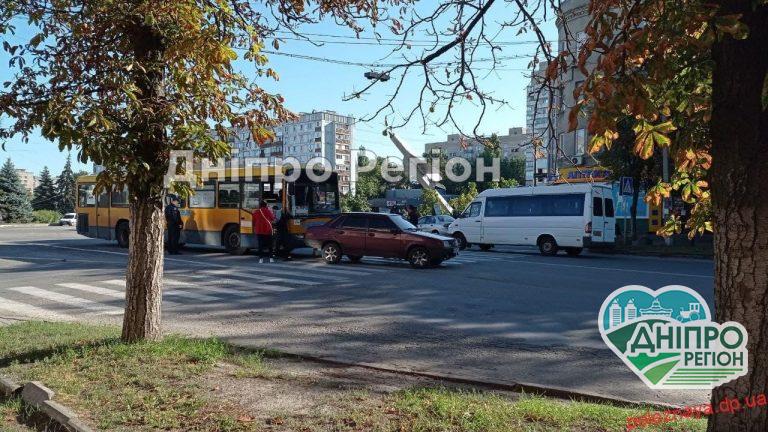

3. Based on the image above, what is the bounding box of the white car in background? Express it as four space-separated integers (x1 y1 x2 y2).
417 214 455 235
59 213 77 226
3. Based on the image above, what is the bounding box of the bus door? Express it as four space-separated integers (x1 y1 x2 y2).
591 187 616 244
96 191 111 240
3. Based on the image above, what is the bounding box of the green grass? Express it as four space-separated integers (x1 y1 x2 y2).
0 322 709 432
388 387 707 432
0 322 257 431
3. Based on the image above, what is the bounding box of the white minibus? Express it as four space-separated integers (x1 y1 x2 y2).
448 183 616 255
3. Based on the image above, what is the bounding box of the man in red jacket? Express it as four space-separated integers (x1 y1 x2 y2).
252 200 275 258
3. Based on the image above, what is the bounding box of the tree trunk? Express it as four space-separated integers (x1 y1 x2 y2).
121 196 165 342
120 22 168 343
708 1 768 430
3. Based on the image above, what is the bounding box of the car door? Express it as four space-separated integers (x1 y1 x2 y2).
334 214 368 255
367 215 404 258
463 201 484 243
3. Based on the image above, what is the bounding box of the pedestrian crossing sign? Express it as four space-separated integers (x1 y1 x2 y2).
620 176 634 196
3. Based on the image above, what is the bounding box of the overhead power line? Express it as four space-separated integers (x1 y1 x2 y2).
271 30 544 46
260 49 534 69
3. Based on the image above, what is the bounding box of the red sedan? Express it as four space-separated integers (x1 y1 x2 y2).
305 212 459 268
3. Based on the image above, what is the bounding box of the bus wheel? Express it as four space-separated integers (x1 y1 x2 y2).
116 222 129 248
453 233 468 250
223 225 246 255
565 247 583 256
538 236 558 256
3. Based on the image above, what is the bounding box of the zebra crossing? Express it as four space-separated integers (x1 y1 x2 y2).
0 249 518 322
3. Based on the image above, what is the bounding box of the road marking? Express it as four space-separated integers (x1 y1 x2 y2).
0 295 74 321
183 274 296 292
201 269 319 286
199 271 296 291
8 286 123 315
101 279 222 301
202 267 344 283
57 283 123 298
513 259 714 278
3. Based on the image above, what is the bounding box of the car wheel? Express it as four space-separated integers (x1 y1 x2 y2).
429 258 443 267
479 244 493 251
347 255 363 263
538 236 558 256
565 247 583 256
223 225 246 255
452 233 468 250
322 243 342 264
116 222 130 248
408 247 431 269
431 230 439 234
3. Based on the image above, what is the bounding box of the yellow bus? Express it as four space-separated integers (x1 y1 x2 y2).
75 167 340 254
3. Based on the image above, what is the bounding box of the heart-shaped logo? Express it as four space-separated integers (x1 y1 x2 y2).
598 285 748 389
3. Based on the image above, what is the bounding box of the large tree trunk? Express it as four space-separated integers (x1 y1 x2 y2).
121 22 168 342
708 1 768 430
122 197 164 342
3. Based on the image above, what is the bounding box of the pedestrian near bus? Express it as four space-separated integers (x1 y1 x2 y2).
406 204 420 226
164 195 183 255
252 200 275 257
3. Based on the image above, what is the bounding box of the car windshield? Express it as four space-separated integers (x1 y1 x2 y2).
439 215 454 223
390 214 418 231
64 214 76 218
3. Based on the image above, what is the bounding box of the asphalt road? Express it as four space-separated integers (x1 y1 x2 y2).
0 225 714 406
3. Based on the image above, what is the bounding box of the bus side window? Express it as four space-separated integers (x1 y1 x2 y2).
242 183 260 210
78 184 96 207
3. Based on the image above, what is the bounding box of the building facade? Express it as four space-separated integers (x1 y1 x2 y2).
525 61 554 185
15 169 37 194
554 0 598 173
230 111 356 194
424 127 527 161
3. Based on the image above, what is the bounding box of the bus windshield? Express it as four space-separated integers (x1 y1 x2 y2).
290 182 339 215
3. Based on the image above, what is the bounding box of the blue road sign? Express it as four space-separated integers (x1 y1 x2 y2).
620 176 634 196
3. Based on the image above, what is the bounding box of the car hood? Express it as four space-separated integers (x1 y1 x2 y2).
408 230 453 241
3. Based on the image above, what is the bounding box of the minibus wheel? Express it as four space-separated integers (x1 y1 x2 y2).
479 244 493 251
565 247 583 256
537 235 558 256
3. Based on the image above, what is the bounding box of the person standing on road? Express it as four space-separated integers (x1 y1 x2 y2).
252 200 275 258
165 195 183 255
406 204 420 226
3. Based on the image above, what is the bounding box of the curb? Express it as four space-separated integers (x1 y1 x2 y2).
231 345 685 412
0 378 94 432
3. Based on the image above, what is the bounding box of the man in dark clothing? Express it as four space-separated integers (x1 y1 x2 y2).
407 205 420 226
165 195 183 255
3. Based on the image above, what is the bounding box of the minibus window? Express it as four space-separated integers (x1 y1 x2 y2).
605 198 615 217
593 197 604 216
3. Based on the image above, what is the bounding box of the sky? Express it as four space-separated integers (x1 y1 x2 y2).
0 3 558 176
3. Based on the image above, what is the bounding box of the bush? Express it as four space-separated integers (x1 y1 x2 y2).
32 209 62 224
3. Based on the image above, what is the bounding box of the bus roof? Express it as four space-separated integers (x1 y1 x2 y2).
477 183 611 197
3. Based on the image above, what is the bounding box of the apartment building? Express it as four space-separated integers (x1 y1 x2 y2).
424 127 528 160
229 111 356 194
